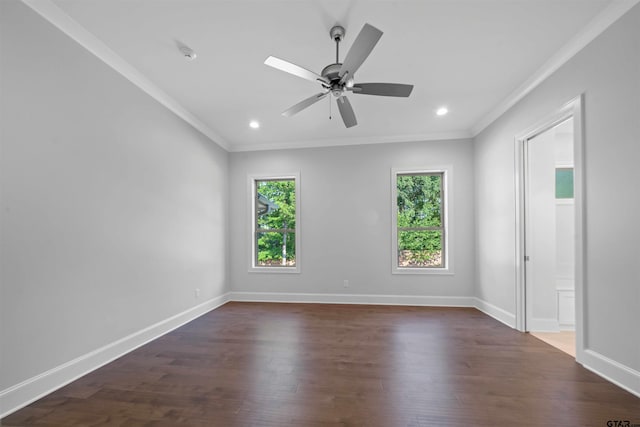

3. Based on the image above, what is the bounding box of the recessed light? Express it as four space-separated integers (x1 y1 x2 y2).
249 120 260 129
436 107 448 116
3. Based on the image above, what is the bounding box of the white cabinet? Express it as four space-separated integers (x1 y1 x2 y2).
557 289 575 329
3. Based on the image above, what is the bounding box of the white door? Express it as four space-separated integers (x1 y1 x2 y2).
524 118 575 332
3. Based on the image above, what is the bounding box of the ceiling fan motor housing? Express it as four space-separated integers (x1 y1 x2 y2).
320 63 345 96
322 63 356 97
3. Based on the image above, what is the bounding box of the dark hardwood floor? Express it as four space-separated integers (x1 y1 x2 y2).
3 302 639 426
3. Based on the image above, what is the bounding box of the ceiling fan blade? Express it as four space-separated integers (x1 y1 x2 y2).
265 56 329 85
351 83 413 97
338 23 383 80
282 92 329 117
337 96 357 128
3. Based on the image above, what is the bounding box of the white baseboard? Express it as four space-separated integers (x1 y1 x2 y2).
558 324 576 331
229 291 475 307
0 293 230 418
4 291 637 419
527 317 560 332
473 297 516 328
230 293 522 330
581 349 640 398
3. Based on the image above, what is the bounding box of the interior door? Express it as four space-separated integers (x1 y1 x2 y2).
525 126 558 331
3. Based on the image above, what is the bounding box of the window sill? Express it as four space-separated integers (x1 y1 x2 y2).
249 266 300 274
392 267 454 276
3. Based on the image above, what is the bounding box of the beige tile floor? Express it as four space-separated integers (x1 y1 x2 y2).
530 331 576 357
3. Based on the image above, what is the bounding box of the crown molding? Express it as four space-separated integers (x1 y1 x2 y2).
21 0 230 151
471 0 640 136
230 130 473 152
23 0 638 152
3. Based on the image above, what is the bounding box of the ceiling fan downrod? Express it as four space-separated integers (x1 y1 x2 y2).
322 25 348 97
330 25 345 64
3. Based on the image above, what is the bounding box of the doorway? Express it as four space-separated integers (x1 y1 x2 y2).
514 96 585 362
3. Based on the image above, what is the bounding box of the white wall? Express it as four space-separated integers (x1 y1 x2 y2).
0 0 229 400
229 139 475 301
474 1 640 378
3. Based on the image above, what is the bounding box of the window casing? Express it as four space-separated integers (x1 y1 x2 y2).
391 168 452 274
249 174 300 273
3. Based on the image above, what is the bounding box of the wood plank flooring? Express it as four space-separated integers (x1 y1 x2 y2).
3 302 639 426
531 331 576 358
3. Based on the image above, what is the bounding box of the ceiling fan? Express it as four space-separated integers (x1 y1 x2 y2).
264 23 413 128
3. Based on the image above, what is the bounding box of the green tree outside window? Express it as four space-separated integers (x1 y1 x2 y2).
255 179 296 266
396 173 444 267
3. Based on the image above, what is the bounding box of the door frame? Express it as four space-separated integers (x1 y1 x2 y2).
514 95 585 362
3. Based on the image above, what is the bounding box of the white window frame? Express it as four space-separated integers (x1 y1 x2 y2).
248 173 301 273
391 167 454 275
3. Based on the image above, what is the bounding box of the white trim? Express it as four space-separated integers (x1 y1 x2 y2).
471 0 640 136
248 267 300 274
0 293 230 418
20 0 230 151
390 167 454 275
230 294 521 329
391 268 454 276
248 173 301 273
581 350 640 398
20 0 638 153
231 293 520 329
230 291 474 307
514 96 585 362
473 297 516 328
4 293 638 419
527 318 560 332
231 132 472 152
572 97 586 363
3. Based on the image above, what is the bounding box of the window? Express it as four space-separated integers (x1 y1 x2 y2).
555 167 574 199
391 169 451 274
250 174 300 272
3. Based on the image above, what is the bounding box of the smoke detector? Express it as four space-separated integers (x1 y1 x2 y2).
179 45 197 61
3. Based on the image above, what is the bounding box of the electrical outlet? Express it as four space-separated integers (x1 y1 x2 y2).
194 288 201 298
343 280 349 288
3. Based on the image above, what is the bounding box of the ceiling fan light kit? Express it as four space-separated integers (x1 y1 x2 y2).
264 23 413 128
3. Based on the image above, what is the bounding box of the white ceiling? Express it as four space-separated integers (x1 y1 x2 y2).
37 0 621 151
